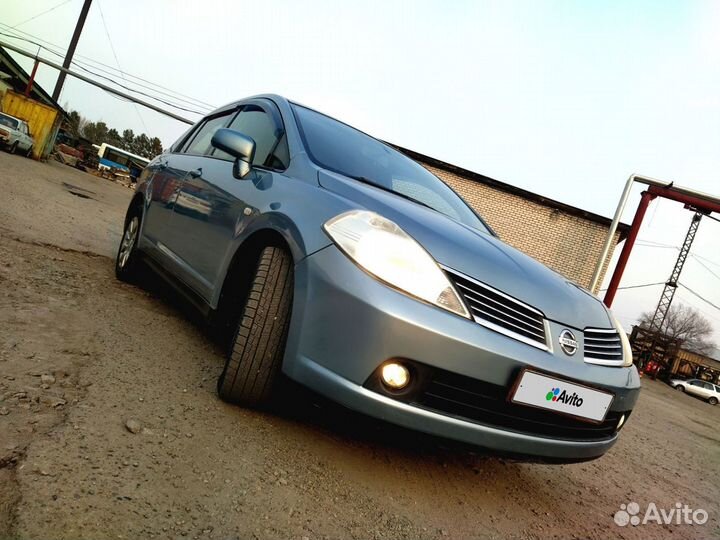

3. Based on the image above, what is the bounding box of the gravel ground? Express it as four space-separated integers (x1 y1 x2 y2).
0 151 718 539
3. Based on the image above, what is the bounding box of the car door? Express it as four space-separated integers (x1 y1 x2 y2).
141 153 191 257
686 380 704 398
18 122 31 150
170 101 290 300
699 381 714 399
152 110 237 293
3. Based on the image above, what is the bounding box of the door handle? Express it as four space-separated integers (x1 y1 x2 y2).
188 168 202 179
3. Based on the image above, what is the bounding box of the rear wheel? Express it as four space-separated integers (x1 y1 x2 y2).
25 145 33 158
115 205 142 283
709 397 718 406
217 246 293 407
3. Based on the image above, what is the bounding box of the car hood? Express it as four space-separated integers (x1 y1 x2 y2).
319 169 613 329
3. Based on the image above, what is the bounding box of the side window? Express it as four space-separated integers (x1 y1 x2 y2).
169 125 195 153
219 105 288 169
183 113 233 156
702 382 713 390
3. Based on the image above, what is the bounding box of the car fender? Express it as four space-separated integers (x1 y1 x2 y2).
209 175 361 309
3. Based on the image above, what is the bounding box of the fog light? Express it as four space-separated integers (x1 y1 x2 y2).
381 362 410 390
617 414 626 430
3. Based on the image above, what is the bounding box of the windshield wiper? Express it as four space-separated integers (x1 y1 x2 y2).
345 174 438 213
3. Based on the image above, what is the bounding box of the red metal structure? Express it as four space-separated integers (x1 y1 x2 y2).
591 175 720 308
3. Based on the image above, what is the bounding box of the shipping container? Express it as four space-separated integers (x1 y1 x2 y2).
0 89 61 159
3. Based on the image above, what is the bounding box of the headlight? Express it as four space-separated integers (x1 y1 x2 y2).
323 210 470 319
610 314 634 367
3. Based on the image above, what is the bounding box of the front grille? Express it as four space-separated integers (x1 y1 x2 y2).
415 368 624 442
584 328 623 364
444 268 547 349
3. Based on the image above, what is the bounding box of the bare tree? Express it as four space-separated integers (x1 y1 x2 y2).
638 304 715 354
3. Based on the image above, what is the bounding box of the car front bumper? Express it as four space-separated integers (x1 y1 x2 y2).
283 245 641 461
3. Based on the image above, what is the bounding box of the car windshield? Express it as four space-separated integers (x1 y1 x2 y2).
292 104 491 233
0 114 19 130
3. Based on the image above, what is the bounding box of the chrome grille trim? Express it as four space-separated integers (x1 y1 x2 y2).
584 328 624 365
454 282 542 326
442 266 549 351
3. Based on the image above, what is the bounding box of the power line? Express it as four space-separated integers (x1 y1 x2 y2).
600 281 665 292
0 22 214 108
0 22 216 110
675 292 720 324
9 0 75 28
689 255 720 282
0 34 209 115
692 253 720 270
70 60 208 115
635 239 679 249
678 283 720 312
0 29 209 114
96 0 148 133
0 38 193 124
635 243 678 250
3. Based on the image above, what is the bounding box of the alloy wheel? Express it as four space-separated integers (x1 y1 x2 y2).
118 217 139 269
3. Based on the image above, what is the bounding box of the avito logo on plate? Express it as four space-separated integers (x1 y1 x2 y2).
545 387 584 407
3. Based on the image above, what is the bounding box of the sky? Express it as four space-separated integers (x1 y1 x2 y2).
2 0 720 343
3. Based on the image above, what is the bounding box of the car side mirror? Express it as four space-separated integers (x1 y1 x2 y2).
211 128 256 179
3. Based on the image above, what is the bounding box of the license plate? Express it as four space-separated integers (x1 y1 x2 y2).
510 370 614 423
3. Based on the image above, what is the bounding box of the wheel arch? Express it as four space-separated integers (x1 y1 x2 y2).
124 193 145 226
212 226 296 331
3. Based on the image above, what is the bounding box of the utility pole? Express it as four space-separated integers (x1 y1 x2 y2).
51 0 93 101
642 210 703 369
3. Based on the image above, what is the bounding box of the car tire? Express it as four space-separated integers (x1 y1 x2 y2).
115 204 143 283
217 246 293 407
676 385 685 392
709 397 718 406
9 141 18 154
25 146 33 158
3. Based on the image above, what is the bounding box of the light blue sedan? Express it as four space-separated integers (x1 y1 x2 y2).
116 95 640 462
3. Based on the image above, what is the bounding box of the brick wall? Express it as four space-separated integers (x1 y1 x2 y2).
424 164 621 293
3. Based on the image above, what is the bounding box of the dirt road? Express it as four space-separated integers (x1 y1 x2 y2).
1 152 718 539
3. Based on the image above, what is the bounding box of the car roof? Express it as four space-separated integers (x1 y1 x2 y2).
210 94 291 115
0 112 22 122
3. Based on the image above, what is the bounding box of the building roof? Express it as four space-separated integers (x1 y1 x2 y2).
0 46 66 116
397 146 631 240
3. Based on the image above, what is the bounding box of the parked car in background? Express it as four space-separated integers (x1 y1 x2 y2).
0 112 34 157
670 378 720 405
115 94 641 462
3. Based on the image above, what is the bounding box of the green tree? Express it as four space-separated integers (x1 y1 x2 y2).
61 107 166 158
149 137 163 158
107 128 122 147
83 121 109 145
65 110 86 139
121 129 135 151
134 133 151 158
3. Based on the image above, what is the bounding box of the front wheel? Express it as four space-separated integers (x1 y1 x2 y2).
709 397 718 406
218 246 293 407
9 141 18 154
115 206 142 282
675 385 685 392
